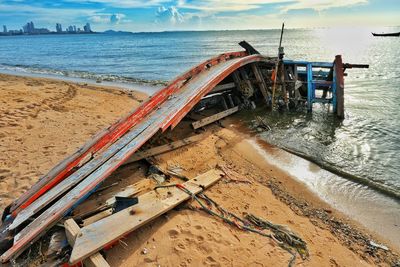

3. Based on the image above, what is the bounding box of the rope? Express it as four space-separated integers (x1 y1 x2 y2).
155 183 309 267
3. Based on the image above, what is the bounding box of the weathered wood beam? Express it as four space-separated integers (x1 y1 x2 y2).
231 71 241 89
64 219 110 267
69 169 223 264
82 209 113 227
123 133 207 165
239 68 255 95
192 106 239 129
334 55 345 119
210 82 236 93
251 63 270 105
238 40 260 55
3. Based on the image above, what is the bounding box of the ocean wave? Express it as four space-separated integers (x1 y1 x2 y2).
0 63 168 87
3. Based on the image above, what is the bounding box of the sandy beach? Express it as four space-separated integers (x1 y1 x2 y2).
0 73 399 266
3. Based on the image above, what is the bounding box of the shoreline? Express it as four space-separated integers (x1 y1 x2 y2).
0 68 163 96
231 120 400 249
0 73 399 265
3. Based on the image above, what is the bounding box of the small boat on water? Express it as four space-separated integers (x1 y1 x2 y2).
372 32 400 37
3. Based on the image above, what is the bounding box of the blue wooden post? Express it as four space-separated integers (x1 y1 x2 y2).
307 63 313 112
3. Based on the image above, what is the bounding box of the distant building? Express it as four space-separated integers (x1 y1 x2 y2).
23 21 35 34
36 28 50 34
3 25 7 33
73 25 76 32
83 23 91 33
56 23 62 33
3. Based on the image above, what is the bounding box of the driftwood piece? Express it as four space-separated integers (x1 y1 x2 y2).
69 169 223 264
64 219 110 267
123 133 207 165
192 106 239 129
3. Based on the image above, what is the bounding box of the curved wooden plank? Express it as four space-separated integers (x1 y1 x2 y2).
9 51 248 216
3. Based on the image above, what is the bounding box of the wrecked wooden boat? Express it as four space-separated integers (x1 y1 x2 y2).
0 41 368 266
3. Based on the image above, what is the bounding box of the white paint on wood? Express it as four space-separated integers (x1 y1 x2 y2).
69 169 223 264
64 219 110 267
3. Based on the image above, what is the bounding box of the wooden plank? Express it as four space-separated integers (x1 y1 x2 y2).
9 115 153 231
251 63 270 105
64 219 80 246
69 169 223 264
123 133 207 165
192 106 239 129
64 219 110 267
210 82 236 93
72 179 150 221
82 209 113 227
231 71 241 89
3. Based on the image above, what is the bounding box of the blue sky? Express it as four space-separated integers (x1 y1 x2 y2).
0 0 399 32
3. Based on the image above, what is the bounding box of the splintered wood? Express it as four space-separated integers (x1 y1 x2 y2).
69 169 223 264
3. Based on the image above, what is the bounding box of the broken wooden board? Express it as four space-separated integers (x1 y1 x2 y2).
123 133 207 165
64 219 110 267
192 106 239 129
9 115 154 231
72 179 151 221
69 169 223 264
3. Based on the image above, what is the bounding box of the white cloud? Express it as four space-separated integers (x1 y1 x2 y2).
178 0 368 12
156 6 184 25
88 12 127 24
110 13 125 24
281 0 368 12
63 0 171 8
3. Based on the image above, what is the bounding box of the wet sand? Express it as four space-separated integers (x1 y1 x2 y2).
0 74 399 266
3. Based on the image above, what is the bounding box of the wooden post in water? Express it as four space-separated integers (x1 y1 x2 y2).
334 55 345 119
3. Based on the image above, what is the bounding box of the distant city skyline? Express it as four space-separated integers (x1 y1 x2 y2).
1 21 93 35
0 0 399 32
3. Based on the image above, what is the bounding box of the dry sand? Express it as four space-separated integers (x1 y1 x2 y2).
0 74 147 211
0 74 398 266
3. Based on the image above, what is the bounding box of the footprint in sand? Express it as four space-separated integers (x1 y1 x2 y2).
0 84 77 127
174 242 186 253
168 229 179 239
204 256 221 267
